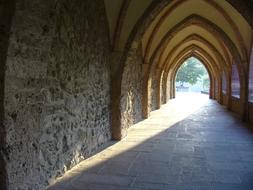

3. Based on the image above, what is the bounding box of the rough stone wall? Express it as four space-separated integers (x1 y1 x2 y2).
121 47 143 137
3 0 111 189
160 72 165 104
150 69 158 111
0 1 16 189
167 76 171 101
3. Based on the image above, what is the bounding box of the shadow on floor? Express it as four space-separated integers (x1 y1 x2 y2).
48 95 253 190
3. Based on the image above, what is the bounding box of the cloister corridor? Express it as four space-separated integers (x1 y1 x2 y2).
2 1 253 189
48 93 253 190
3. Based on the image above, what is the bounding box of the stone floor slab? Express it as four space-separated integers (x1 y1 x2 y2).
47 93 253 190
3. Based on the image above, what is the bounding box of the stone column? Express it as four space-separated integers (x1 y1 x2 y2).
155 68 162 109
227 70 232 111
142 63 150 119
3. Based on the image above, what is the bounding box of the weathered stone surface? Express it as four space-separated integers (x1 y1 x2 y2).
48 93 253 190
1 0 253 189
150 69 158 111
121 47 143 137
0 1 17 189
3 0 111 189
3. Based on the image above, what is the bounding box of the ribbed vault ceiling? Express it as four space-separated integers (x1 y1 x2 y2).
104 0 253 69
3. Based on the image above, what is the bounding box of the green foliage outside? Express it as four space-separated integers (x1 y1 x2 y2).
202 76 210 91
176 57 207 87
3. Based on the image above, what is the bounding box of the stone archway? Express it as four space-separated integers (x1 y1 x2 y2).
111 0 253 140
141 15 244 120
172 57 212 97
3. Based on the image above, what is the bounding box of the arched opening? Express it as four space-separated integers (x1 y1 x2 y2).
231 63 241 99
221 70 229 106
248 45 253 123
111 6 250 140
175 57 210 97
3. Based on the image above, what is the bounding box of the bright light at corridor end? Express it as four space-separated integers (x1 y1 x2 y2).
176 57 210 95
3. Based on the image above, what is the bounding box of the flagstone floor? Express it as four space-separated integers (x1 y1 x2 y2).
48 93 253 190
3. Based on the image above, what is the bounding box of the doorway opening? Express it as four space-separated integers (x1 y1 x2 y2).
175 57 210 97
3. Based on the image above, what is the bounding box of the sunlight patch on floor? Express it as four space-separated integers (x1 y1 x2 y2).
48 93 211 188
